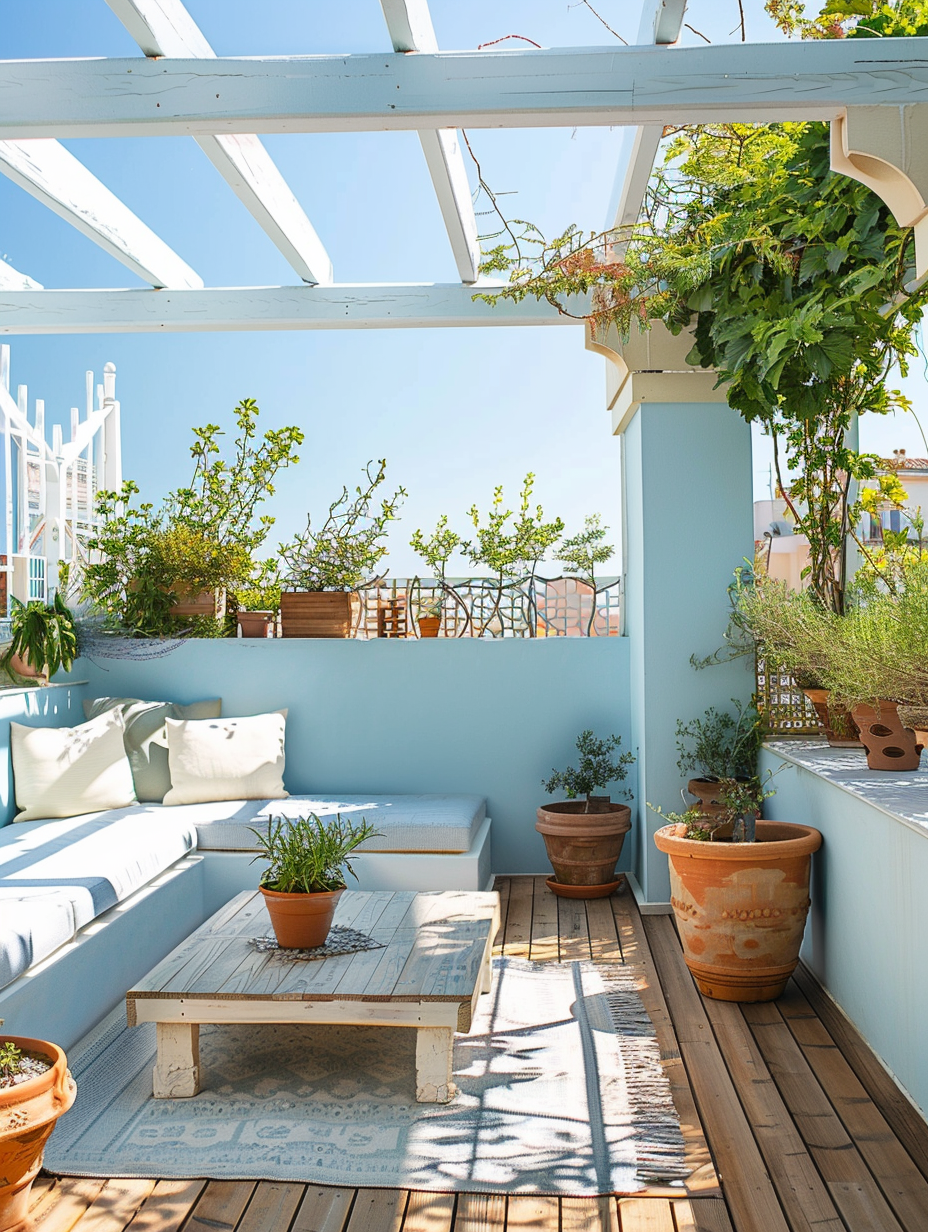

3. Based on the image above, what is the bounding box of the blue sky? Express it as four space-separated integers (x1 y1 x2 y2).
3 1 927 575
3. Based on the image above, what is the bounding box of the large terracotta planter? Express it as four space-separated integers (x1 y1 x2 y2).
654 820 822 1003
802 688 860 747
851 701 922 770
0 1037 76 1232
5 652 46 684
237 610 275 638
280 592 355 638
535 800 631 898
260 886 344 948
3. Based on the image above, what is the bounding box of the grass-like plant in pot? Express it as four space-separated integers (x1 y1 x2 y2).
649 773 822 1003
0 1035 76 1230
251 813 382 948
279 459 406 638
536 730 635 899
2 592 78 684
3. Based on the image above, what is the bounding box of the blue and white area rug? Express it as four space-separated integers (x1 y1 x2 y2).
46 957 688 1195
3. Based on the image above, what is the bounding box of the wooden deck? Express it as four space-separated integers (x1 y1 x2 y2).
35 875 928 1232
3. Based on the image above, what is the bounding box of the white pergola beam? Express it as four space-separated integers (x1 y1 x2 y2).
0 284 584 334
0 257 42 291
380 1 481 283
608 0 687 231
106 0 333 284
0 138 202 288
2 41 925 138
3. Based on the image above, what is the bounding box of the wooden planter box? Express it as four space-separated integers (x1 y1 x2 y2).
168 587 226 620
280 591 356 638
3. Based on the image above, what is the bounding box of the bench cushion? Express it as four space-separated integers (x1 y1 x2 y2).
0 807 198 933
0 888 77 990
192 794 486 854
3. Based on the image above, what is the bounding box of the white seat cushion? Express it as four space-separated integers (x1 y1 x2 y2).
0 888 77 990
194 794 486 854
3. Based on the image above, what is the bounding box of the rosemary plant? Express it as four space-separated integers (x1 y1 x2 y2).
251 814 382 894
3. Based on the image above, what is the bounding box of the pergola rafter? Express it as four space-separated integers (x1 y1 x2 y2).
105 0 334 285
0 256 42 292
0 137 202 288
379 0 481 283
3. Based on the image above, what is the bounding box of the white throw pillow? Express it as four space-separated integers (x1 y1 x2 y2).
163 711 288 805
12 711 138 822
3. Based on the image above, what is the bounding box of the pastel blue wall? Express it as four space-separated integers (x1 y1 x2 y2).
74 637 632 874
761 746 928 1119
0 683 88 825
623 402 755 902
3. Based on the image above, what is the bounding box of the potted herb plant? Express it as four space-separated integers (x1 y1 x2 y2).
537 730 636 898
250 812 381 948
675 700 764 827
650 778 822 1003
279 460 406 638
0 1036 76 1231
414 590 444 638
2 593 78 683
233 560 282 638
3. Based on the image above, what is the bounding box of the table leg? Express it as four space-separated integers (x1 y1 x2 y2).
415 1027 457 1103
153 1023 200 1098
479 949 493 994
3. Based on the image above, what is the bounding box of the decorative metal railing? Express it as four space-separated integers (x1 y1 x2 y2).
351 575 622 639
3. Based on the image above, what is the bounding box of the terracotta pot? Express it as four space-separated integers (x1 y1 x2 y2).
535 801 631 896
6 651 46 684
417 616 441 638
260 886 344 949
237 610 274 638
654 820 822 1003
280 591 355 639
802 688 860 747
0 1037 76 1232
851 701 922 771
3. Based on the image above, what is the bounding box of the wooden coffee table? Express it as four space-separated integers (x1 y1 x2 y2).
126 888 500 1104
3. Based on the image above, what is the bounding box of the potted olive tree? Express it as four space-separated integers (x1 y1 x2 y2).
650 778 821 1003
537 730 636 899
2 593 78 683
0 1036 76 1231
675 700 764 831
251 813 382 948
279 460 405 638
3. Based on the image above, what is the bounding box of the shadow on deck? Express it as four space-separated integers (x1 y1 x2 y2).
34 875 928 1232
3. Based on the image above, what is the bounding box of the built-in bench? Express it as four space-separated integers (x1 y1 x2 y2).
0 793 491 1049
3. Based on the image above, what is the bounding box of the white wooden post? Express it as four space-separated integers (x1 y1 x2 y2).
1 346 12 594
153 1022 200 1098
415 1027 456 1103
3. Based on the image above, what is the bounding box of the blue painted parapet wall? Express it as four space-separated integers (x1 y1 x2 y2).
65 637 631 875
761 741 928 1120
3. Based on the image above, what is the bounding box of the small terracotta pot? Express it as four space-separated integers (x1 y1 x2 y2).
802 688 860 747
417 616 441 638
536 801 631 896
0 1037 76 1232
851 701 922 771
237 610 274 638
280 592 355 639
6 652 46 684
654 820 822 1003
260 886 344 949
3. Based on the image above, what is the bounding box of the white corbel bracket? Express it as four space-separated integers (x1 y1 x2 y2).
831 105 928 279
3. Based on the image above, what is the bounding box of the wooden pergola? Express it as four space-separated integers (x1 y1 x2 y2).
1 0 927 334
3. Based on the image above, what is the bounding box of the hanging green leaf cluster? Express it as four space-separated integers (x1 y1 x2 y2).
477 1 928 613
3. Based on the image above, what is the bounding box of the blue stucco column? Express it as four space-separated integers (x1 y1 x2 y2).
591 323 755 902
